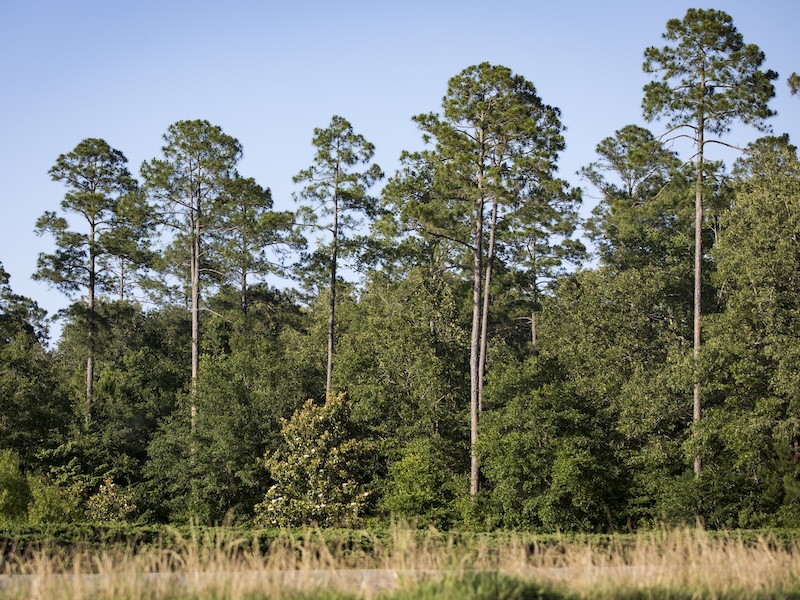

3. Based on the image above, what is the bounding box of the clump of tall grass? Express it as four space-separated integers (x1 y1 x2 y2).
1 525 799 599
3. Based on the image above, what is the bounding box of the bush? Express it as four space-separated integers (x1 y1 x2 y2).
256 393 376 527
25 475 83 524
0 449 31 523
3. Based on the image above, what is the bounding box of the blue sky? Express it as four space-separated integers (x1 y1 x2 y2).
1 0 798 337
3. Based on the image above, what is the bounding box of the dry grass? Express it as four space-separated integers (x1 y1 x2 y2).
1 525 799 599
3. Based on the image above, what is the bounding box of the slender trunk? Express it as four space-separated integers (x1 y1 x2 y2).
470 198 483 498
241 269 247 317
85 230 96 428
118 257 125 301
326 185 339 398
477 198 498 415
528 241 538 351
693 115 704 475
191 197 200 433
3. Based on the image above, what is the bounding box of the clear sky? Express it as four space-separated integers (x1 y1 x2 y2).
1 0 798 338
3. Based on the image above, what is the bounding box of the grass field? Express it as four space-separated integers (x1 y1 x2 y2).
2 525 800 599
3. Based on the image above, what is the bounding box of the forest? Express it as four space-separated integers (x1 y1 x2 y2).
2 7 800 532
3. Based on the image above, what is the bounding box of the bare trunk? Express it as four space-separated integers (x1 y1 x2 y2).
470 199 483 498
693 116 704 475
477 198 498 415
118 257 125 301
326 183 340 398
528 241 539 351
191 199 200 433
241 269 248 317
85 236 96 428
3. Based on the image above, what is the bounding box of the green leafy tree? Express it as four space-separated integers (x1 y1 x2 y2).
293 115 383 397
700 136 800 526
141 120 243 429
34 138 141 424
481 355 621 531
643 8 777 473
47 301 189 520
0 263 69 468
387 63 566 495
256 393 376 527
0 449 31 524
143 289 309 523
544 267 694 525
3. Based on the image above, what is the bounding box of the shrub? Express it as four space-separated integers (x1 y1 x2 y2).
0 449 31 523
256 393 376 527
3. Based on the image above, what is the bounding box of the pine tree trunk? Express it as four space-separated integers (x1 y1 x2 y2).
470 198 484 498
326 192 339 398
478 199 498 415
191 199 200 433
693 115 704 475
85 238 96 428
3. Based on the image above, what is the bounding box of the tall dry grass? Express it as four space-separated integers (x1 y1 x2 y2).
1 525 799 599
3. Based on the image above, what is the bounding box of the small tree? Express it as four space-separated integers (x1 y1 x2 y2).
256 393 375 527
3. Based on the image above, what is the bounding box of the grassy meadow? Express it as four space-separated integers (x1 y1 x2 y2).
2 525 800 599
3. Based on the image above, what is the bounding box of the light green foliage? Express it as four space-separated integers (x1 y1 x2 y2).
256 393 376 527
380 436 459 527
0 449 31 523
25 475 83 524
86 477 137 522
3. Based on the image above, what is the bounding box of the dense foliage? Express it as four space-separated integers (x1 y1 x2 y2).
3 8 799 531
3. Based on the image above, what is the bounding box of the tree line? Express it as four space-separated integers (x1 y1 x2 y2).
2 8 800 530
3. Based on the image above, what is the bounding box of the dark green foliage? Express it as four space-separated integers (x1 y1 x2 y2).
481 355 622 531
695 137 800 527
643 9 777 135
0 450 31 523
0 264 69 469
